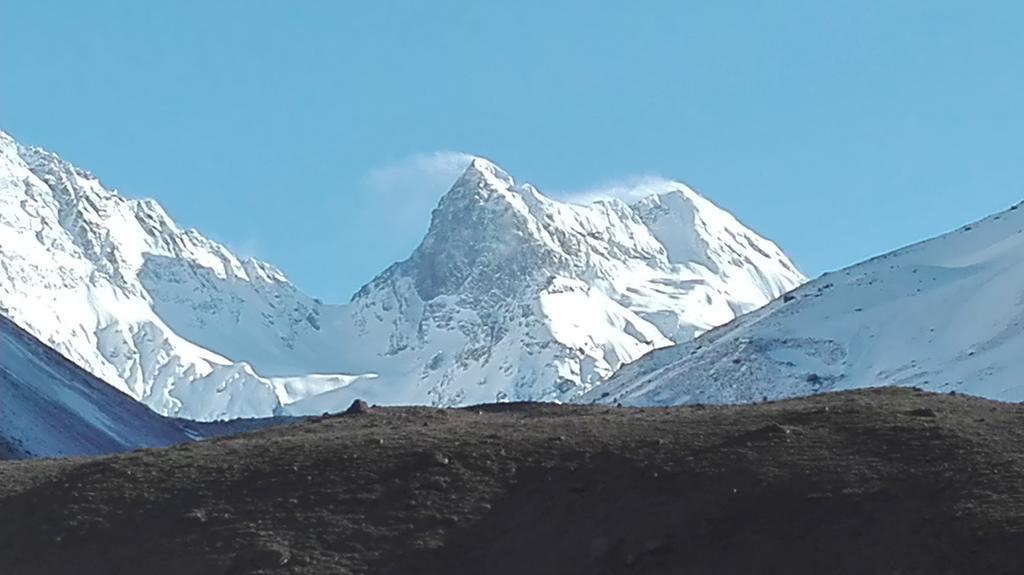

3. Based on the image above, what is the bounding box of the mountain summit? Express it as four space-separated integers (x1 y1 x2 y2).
0 133 804 418
293 158 805 411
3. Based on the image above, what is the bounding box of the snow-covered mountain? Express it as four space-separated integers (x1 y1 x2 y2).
0 131 355 420
0 131 803 419
0 313 190 458
589 201 1024 406
288 159 804 411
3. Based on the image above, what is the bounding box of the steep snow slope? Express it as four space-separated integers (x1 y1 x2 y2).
288 159 804 412
590 202 1024 406
0 131 357 420
0 314 190 458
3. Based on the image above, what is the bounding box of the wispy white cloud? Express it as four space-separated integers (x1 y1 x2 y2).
363 152 688 216
363 151 477 197
228 237 264 260
557 174 679 205
348 152 479 267
207 232 263 261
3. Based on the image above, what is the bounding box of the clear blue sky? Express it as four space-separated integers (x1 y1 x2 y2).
3 1 1022 300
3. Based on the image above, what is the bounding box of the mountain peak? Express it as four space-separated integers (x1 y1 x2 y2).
439 157 520 210
456 157 514 190
337 158 806 409
425 157 535 245
630 184 704 223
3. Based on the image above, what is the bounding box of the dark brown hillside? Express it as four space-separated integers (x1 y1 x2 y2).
2 388 1023 574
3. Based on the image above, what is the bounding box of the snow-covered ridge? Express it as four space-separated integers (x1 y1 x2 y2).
0 131 354 420
289 158 804 412
0 133 803 419
589 200 1024 406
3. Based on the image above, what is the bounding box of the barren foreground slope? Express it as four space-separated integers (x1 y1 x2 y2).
2 388 1023 574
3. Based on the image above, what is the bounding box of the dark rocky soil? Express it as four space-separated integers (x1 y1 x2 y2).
2 387 1024 574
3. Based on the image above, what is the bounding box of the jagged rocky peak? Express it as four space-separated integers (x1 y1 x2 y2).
407 158 564 301
325 158 806 410
392 159 803 311
447 157 515 196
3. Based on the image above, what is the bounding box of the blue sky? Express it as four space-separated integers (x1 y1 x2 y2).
3 1 1022 300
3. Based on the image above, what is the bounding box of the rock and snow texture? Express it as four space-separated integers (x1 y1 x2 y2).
0 130 352 420
288 159 804 412
0 131 802 418
0 313 190 459
590 202 1024 406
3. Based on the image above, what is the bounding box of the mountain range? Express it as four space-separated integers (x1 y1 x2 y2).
0 132 803 421
5 128 1024 464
